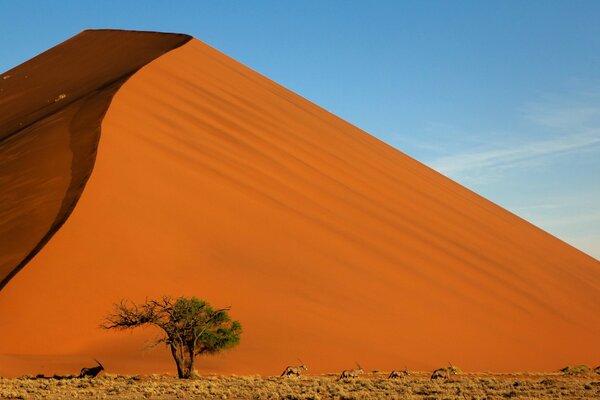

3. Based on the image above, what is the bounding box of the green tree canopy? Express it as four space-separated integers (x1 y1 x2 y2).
103 296 241 378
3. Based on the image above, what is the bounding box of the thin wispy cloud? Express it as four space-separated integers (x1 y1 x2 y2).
527 106 600 129
407 86 600 259
524 92 600 128
393 136 447 154
429 131 600 175
428 89 600 178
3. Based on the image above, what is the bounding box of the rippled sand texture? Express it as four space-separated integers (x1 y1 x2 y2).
0 31 598 377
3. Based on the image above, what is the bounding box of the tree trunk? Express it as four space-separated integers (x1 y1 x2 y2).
187 343 198 379
170 342 198 379
170 343 185 379
178 344 197 379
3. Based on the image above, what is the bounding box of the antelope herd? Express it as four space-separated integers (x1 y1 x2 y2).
59 358 460 382
279 360 458 382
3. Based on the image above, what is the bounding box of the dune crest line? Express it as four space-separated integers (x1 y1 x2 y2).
0 30 191 289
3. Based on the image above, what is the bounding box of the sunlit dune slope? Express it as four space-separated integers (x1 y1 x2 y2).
0 31 599 377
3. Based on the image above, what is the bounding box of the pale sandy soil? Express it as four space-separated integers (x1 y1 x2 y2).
1 373 599 400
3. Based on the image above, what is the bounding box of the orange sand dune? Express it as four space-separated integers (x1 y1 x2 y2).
0 30 599 377
0 30 190 289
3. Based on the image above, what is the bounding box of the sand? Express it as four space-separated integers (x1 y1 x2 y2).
0 30 190 289
0 30 598 377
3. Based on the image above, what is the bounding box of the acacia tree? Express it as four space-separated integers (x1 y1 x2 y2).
103 296 242 379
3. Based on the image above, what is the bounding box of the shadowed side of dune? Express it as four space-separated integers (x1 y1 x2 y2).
0 34 598 377
0 30 191 289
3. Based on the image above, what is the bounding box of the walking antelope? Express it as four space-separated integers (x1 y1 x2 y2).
339 362 364 380
79 359 104 378
431 362 458 380
280 359 308 377
280 365 307 377
388 368 410 379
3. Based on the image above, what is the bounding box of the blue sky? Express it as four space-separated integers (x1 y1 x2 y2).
1 1 599 259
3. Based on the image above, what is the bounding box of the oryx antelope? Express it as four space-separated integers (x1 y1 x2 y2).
280 364 308 377
79 359 104 378
339 362 364 380
280 359 308 377
431 362 458 380
388 368 410 379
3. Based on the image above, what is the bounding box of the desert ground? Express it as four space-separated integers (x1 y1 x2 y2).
1 371 600 400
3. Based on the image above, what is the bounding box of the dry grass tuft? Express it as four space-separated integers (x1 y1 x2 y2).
560 365 593 376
